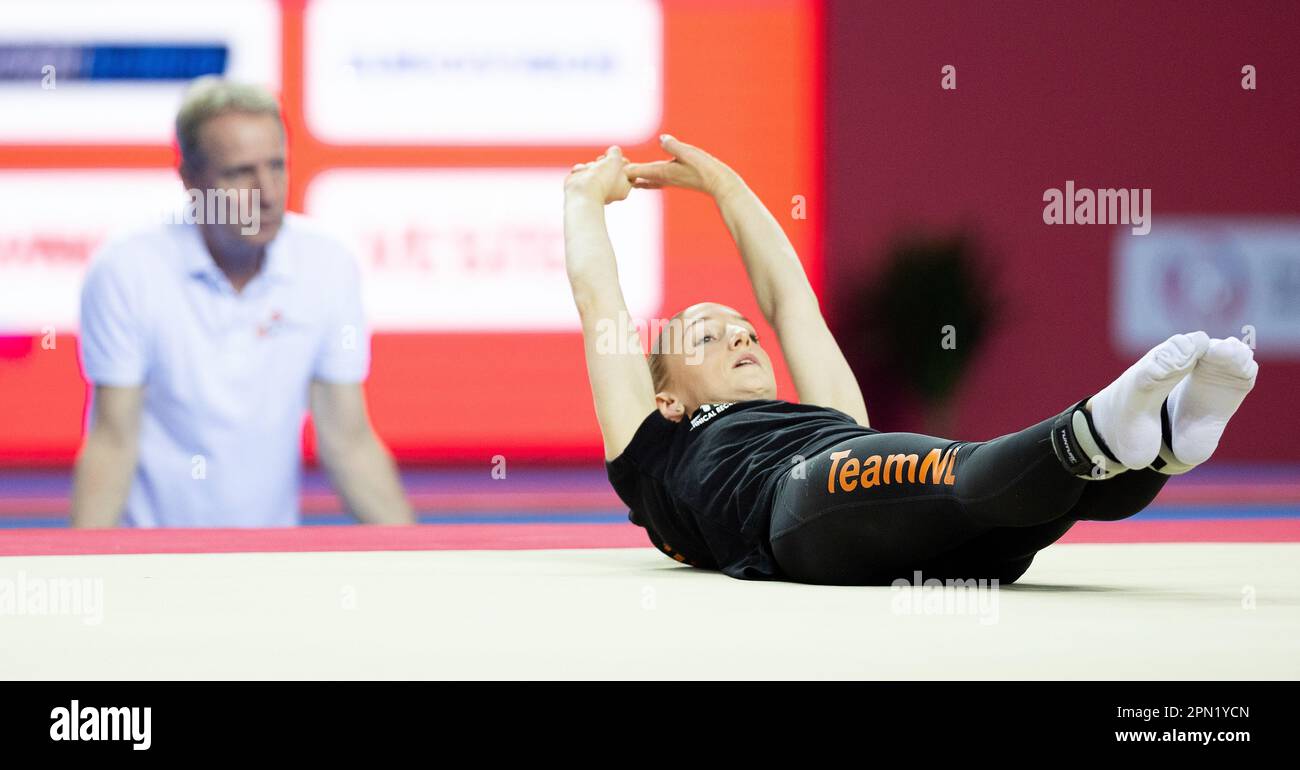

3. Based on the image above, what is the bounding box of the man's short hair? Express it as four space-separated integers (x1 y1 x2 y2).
175 77 283 173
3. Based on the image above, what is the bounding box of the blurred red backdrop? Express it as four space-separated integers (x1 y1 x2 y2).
0 0 823 465
825 0 1300 460
5 0 1295 465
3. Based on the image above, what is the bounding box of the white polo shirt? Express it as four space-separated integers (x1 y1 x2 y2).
78 213 370 527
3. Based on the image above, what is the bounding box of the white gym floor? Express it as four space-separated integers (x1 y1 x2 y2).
2 543 1297 679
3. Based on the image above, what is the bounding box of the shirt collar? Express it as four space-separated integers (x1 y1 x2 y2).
177 218 293 285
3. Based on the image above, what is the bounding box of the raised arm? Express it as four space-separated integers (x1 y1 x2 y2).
565 146 657 460
626 135 869 426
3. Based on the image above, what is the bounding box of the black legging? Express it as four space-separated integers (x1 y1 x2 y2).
768 413 1169 585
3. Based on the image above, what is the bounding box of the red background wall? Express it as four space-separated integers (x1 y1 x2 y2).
3 0 1297 464
825 0 1300 458
0 0 821 465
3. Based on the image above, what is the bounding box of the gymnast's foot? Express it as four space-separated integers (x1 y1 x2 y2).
1162 337 1258 468
1086 331 1210 469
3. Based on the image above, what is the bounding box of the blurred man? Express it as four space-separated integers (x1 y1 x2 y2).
71 77 412 527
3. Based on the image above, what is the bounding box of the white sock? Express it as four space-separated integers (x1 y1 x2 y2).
1164 337 1258 467
1088 331 1210 469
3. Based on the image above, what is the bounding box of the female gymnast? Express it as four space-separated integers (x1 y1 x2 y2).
563 136 1258 585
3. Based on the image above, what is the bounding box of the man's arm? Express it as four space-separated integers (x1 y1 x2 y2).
70 385 143 527
309 380 413 525
565 146 657 460
626 135 870 426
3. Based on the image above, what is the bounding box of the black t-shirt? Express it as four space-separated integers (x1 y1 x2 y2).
605 399 879 580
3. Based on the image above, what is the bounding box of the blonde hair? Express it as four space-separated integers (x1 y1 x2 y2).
648 346 671 393
647 309 685 393
175 77 282 173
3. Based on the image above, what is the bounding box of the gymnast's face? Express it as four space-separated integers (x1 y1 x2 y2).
180 111 287 248
654 302 777 422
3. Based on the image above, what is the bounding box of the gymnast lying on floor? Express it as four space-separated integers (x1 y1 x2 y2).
562 136 1258 585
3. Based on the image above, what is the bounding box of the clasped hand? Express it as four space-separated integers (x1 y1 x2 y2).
564 134 743 206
